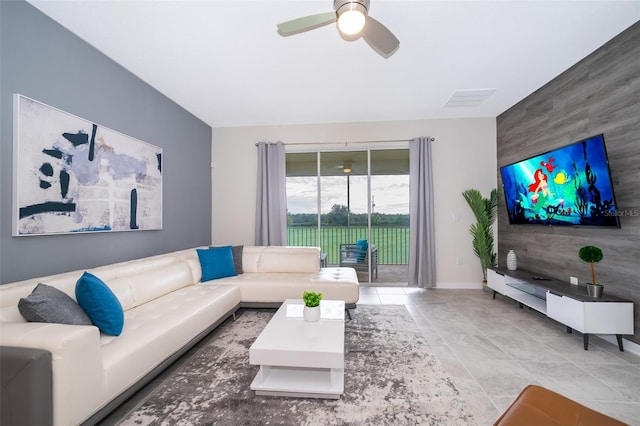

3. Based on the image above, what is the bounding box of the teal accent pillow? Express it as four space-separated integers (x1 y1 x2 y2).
356 239 369 250
356 239 368 262
209 245 243 274
75 271 124 336
197 246 237 282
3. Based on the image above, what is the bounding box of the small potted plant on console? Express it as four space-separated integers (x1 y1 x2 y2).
578 245 604 298
302 290 322 322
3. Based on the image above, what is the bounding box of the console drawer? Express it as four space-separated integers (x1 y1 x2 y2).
547 292 585 332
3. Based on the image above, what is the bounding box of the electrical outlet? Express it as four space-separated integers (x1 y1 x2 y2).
456 256 463 266
570 276 578 285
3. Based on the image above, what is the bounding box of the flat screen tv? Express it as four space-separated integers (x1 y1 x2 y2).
500 134 620 227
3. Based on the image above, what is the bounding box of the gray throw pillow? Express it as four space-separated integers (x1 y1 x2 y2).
231 245 244 274
18 283 93 326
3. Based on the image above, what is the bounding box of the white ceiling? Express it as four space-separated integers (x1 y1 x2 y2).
26 0 640 129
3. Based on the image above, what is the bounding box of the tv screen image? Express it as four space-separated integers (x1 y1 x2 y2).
500 134 620 227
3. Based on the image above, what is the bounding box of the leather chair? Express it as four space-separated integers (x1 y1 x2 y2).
494 385 627 426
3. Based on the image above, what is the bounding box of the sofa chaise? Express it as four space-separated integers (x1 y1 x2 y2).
0 245 358 426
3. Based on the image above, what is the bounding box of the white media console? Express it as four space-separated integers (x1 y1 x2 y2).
487 267 634 351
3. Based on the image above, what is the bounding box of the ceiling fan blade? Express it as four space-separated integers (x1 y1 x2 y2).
363 16 400 58
277 12 337 36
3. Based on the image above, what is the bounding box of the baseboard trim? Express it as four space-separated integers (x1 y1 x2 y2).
435 282 484 290
596 334 640 357
432 283 640 356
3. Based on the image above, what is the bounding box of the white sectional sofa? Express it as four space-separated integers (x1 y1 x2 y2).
0 246 358 426
220 246 359 307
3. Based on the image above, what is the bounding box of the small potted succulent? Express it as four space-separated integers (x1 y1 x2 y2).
302 290 322 322
578 245 604 298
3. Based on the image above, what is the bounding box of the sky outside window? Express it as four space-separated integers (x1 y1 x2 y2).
286 175 409 215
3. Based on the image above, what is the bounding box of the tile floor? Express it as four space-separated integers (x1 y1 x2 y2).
101 287 640 425
360 286 640 425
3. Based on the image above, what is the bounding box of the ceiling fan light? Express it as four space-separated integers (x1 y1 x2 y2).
343 166 352 174
337 7 366 35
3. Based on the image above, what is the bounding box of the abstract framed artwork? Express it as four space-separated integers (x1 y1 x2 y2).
13 94 163 236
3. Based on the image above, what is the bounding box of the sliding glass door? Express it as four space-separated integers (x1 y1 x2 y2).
286 152 319 247
370 150 410 285
286 148 409 285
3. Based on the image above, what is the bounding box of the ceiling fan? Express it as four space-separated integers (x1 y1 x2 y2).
339 160 353 173
276 0 400 58
328 159 354 173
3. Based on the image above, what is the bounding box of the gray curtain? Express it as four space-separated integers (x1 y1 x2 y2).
409 137 436 288
255 141 287 246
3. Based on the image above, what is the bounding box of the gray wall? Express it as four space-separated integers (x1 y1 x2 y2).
0 1 212 284
497 22 640 344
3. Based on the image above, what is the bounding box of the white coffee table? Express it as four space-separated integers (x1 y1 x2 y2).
249 299 345 399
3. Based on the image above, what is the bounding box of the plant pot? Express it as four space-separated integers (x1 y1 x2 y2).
586 283 603 298
303 305 321 322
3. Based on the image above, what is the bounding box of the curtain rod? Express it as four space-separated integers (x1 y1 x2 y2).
256 137 434 146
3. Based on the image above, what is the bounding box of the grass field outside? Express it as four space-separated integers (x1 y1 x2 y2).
287 226 409 265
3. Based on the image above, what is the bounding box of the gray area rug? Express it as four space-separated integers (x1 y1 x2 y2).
120 305 476 425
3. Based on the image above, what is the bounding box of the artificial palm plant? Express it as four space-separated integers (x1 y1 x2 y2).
462 188 499 282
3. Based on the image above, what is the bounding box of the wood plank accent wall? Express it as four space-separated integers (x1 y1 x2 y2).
497 22 640 345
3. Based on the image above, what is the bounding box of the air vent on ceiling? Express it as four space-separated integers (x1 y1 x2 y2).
445 89 496 107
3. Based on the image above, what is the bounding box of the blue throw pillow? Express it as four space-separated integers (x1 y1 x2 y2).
356 239 369 250
75 271 124 336
197 246 237 282
209 245 244 274
356 239 368 262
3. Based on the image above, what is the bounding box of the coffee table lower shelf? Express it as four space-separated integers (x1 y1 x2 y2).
250 365 344 399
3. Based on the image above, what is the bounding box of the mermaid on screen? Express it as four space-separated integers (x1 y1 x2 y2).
528 169 553 203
